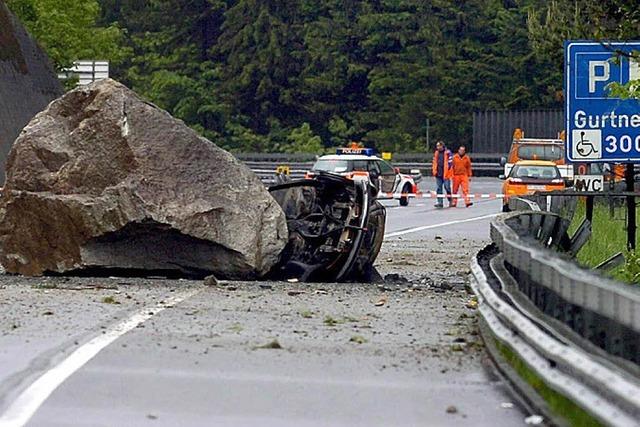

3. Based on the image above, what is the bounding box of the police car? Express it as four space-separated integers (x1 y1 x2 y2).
307 147 419 206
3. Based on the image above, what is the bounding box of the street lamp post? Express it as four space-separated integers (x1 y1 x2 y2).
425 118 430 152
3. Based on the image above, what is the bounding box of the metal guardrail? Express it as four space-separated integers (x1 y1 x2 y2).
493 212 640 362
245 160 501 184
236 152 504 162
244 161 500 170
507 197 541 212
473 204 640 426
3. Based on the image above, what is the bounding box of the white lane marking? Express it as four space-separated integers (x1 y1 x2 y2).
384 213 498 238
0 288 200 427
383 192 505 199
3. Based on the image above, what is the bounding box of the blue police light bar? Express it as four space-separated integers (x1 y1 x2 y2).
336 147 375 156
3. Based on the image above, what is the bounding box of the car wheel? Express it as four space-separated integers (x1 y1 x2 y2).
399 184 411 206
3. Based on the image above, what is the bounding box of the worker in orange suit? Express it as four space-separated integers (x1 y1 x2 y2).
451 146 473 207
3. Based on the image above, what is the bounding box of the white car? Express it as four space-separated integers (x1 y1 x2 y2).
307 148 419 206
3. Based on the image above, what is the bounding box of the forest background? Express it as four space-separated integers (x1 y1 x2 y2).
6 0 639 153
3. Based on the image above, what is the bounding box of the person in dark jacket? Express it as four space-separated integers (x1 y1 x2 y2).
431 140 453 208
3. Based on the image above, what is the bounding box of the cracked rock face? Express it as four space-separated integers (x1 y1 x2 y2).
0 79 288 279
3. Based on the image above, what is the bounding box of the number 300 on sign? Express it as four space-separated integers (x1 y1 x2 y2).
605 135 640 153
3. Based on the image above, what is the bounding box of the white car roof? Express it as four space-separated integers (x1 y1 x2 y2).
317 154 382 161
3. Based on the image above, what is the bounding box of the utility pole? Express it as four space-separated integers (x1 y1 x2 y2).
425 118 430 152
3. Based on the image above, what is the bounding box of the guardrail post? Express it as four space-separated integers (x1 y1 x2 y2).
568 219 591 257
586 195 594 223
584 310 596 342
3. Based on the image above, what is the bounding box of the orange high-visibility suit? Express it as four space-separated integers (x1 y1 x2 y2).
451 153 472 207
431 149 454 179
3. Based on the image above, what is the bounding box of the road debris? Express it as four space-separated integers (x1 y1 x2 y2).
349 335 368 344
323 316 341 326
525 415 544 425
383 273 409 284
203 275 218 287
374 296 388 307
227 324 243 333
451 344 465 352
432 281 454 292
446 405 458 414
253 339 283 350
298 310 313 319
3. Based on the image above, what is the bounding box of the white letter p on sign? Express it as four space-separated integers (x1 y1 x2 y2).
589 61 610 93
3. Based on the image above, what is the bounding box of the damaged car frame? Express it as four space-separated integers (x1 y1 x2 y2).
268 172 386 282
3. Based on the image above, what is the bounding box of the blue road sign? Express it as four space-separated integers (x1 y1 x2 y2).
565 41 640 163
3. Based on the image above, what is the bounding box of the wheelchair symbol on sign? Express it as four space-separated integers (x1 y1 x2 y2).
576 131 598 157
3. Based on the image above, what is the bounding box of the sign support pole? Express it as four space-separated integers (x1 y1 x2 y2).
425 118 430 152
626 164 636 251
610 170 615 219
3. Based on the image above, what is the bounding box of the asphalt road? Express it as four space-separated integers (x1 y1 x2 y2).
0 178 531 427
382 177 503 240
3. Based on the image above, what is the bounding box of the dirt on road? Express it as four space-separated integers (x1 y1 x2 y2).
1 237 484 371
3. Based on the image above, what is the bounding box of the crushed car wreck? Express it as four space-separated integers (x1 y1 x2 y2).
268 172 385 282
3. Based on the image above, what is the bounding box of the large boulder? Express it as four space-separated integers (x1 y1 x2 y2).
0 79 288 278
0 2 63 182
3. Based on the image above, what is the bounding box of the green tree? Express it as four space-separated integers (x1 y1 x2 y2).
215 0 306 134
16 0 615 153
328 116 356 147
7 0 127 71
100 0 232 141
528 0 640 100
298 0 369 140
283 123 323 154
